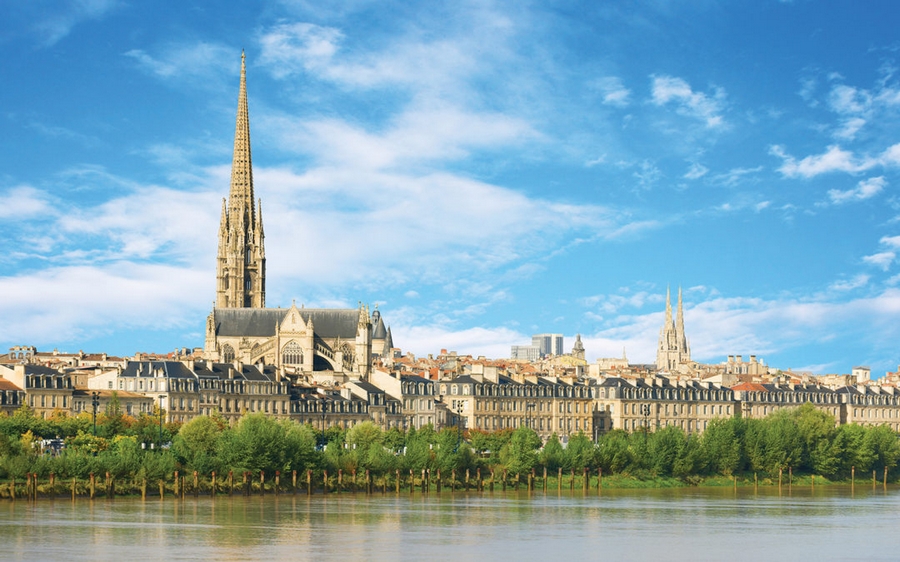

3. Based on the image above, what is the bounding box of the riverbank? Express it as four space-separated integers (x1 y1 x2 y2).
2 468 892 501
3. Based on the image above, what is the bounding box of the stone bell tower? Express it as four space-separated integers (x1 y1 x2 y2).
216 51 266 309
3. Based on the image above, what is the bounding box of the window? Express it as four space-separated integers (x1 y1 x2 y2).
223 344 235 363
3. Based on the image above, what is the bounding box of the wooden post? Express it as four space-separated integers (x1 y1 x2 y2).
141 478 147 500
779 468 783 488
436 469 442 493
851 466 855 487
530 469 535 492
557 468 562 492
89 473 95 500
409 470 414 495
350 469 356 494
451 469 456 492
194 471 199 497
598 468 602 491
159 479 164 499
570 469 575 491
366 470 371 494
242 471 248 496
543 467 548 492
421 469 427 494
754 472 758 491
811 474 815 488
106 472 113 499
50 472 56 495
477 468 483 492
292 470 297 495
260 471 265 495
323 470 329 494
180 475 185 499
211 471 217 497
337 470 342 494
873 470 877 489
884 467 888 488
275 471 280 495
72 477 77 501
502 470 507 492
515 472 520 491
174 471 179 497
465 469 470 491
307 470 312 496
789 466 793 488
228 471 234 496
395 469 400 494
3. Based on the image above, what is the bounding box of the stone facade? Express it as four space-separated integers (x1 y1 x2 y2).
656 287 691 371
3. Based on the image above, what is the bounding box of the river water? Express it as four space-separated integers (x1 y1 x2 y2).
2 487 898 561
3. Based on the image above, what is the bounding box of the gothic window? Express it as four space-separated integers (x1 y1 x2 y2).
282 341 303 365
245 276 252 291
222 344 235 363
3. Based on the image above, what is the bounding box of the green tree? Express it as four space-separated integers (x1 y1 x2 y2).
500 426 541 475
701 418 744 475
172 415 224 473
539 433 565 472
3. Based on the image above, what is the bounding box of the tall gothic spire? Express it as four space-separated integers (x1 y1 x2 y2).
664 286 673 327
216 51 266 309
676 286 685 340
229 50 255 228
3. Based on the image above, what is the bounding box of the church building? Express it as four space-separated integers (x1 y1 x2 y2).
656 287 691 371
203 53 392 378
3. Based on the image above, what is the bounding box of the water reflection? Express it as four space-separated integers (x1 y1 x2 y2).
1 487 898 561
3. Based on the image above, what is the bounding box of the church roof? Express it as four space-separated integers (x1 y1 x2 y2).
372 315 388 339
214 307 361 339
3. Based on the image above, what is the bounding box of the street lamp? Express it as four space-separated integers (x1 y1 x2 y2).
91 392 100 436
158 402 164 446
454 400 465 453
319 398 328 450
640 403 652 433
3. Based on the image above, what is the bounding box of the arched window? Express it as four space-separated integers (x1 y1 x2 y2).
222 344 235 363
282 341 303 365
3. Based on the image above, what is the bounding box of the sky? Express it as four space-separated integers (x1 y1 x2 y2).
3 1 900 376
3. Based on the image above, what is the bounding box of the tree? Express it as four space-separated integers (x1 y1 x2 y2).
701 418 744 475
500 426 541 475
539 433 565 472
173 415 224 473
564 432 596 471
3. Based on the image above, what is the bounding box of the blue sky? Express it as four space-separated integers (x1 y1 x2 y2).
3 0 900 376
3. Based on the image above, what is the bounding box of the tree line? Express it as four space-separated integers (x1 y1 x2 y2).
1 401 899 484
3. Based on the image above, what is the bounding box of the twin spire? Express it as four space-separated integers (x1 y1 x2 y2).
657 286 691 371
215 51 266 309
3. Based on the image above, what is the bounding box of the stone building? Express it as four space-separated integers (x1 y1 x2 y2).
0 364 73 419
593 376 735 437
656 287 691 371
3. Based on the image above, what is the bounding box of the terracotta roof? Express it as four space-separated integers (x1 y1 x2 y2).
731 382 768 392
0 378 23 391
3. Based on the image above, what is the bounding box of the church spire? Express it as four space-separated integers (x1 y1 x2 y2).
229 50 254 227
216 51 266 309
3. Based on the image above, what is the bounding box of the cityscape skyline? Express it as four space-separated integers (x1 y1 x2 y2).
3 2 900 375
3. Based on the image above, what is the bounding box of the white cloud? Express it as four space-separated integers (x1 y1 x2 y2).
684 162 708 180
0 263 208 346
0 186 55 220
592 76 631 107
827 176 886 204
33 0 120 47
863 252 895 271
829 274 870 291
125 42 234 82
879 235 900 248
257 22 344 78
580 289 900 370
771 144 875 178
650 75 726 128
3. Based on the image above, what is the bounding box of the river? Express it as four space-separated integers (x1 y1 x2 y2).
1 487 898 560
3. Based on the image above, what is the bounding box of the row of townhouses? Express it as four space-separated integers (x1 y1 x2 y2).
4 350 900 442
